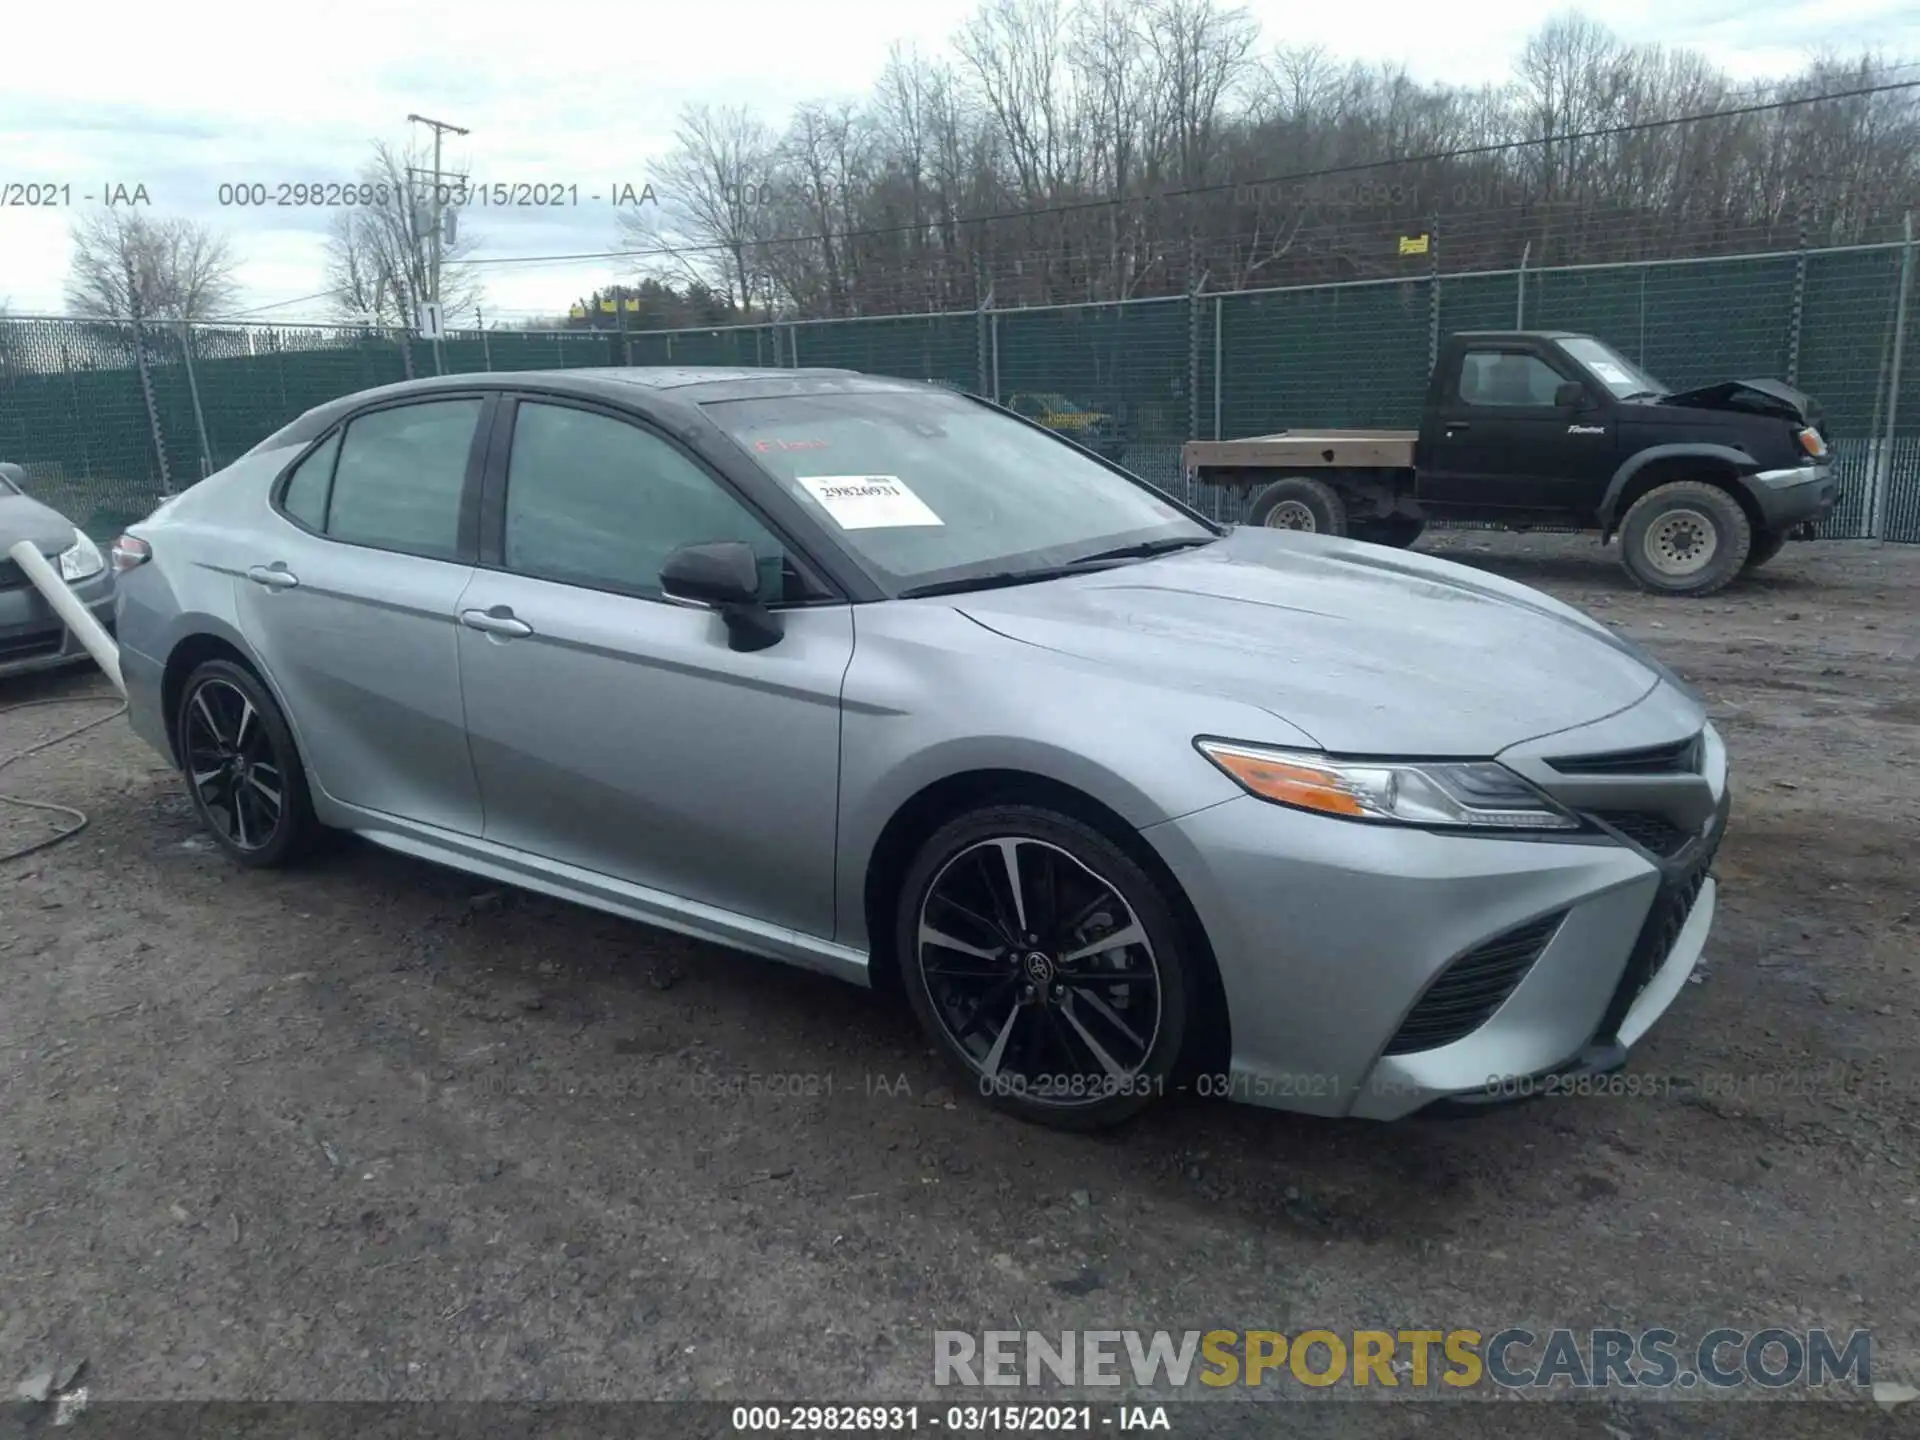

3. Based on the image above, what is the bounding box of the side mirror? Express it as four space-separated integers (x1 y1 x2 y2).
660 541 782 652
1554 381 1590 409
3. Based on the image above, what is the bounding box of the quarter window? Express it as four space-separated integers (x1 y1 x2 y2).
279 429 340 531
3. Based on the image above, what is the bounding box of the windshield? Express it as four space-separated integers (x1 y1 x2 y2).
705 388 1213 595
1560 337 1667 398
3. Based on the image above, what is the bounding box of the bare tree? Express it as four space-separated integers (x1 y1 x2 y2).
621 105 777 313
322 140 483 326
65 210 241 322
564 7 1920 316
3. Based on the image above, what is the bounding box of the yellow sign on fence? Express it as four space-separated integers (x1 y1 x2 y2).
1399 234 1430 255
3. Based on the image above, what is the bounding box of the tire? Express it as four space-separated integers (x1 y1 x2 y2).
896 805 1193 1131
1744 528 1788 571
1246 476 1348 535
175 658 322 868
1348 515 1427 548
1618 481 1751 596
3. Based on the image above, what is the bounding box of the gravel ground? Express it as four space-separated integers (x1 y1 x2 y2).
1 533 1917 1437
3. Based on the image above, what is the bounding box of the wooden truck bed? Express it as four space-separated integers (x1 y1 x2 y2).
1182 430 1417 473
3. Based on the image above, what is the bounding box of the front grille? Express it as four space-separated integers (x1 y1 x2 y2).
1588 809 1692 858
1594 820 1723 1038
1383 911 1567 1056
1547 734 1701 776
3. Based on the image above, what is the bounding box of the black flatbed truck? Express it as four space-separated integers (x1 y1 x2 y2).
1182 330 1841 595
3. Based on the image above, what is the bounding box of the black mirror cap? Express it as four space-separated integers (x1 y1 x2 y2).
1554 381 1590 409
661 540 761 607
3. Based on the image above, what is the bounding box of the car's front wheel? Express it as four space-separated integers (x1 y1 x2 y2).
1618 480 1752 595
176 658 321 868
897 805 1192 1130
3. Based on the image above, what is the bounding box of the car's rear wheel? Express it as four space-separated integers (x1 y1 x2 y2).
1618 480 1751 596
1246 476 1348 535
176 659 321 868
1348 515 1427 548
897 806 1191 1130
1743 528 1789 570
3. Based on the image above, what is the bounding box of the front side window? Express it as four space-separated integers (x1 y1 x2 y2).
704 388 1209 595
325 399 481 559
503 401 792 603
1458 352 1568 408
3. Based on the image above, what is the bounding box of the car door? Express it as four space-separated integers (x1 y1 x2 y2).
453 395 853 939
1418 347 1609 510
234 393 489 834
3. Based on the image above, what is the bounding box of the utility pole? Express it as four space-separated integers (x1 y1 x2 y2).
407 112 468 371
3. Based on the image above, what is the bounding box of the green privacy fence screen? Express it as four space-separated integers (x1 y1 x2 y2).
2 238 1915 543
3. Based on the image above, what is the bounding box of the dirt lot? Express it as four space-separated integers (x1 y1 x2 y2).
2 533 1917 1437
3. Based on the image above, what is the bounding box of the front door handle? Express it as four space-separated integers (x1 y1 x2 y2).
1444 421 1471 435
460 607 533 638
247 564 299 590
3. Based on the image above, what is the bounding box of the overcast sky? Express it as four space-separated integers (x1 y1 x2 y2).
2 0 1914 324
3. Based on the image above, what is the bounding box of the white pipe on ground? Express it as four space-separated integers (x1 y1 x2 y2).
6 539 124 697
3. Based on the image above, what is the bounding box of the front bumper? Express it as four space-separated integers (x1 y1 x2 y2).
0 567 116 678
1747 462 1838 531
1143 692 1726 1120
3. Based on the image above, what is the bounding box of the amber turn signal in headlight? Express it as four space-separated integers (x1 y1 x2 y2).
1195 740 1581 830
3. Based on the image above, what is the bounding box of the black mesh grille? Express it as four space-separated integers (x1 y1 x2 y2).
1547 734 1701 776
1383 912 1567 1056
1595 820 1723 1037
0 559 28 592
1588 810 1692 858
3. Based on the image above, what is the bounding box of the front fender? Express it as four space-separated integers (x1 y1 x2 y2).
1597 444 1758 535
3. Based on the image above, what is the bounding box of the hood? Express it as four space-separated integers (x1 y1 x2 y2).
1656 377 1820 427
953 527 1665 755
0 490 83 559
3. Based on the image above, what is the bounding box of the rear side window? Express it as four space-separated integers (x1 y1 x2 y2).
279 430 340 530
325 399 482 559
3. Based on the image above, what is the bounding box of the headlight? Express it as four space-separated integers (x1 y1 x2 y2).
57 529 106 582
1797 427 1827 459
1196 739 1580 831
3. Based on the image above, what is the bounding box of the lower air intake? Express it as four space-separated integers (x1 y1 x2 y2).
1382 911 1567 1056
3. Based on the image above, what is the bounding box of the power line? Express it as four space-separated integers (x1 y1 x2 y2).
211 290 341 320
458 75 1920 272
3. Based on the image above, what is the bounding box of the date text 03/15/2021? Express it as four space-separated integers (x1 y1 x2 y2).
728 1405 1170 1432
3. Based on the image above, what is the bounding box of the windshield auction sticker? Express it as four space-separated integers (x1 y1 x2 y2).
797 475 944 529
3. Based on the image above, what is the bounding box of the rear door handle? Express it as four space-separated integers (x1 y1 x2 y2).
460 607 533 638
247 565 299 590
1444 421 1471 435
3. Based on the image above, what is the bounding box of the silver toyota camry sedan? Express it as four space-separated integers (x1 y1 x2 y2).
110 367 1727 1129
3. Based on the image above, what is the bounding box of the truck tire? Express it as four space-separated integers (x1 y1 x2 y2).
1743 529 1788 571
1247 476 1347 536
1349 515 1427 548
1618 481 1751 596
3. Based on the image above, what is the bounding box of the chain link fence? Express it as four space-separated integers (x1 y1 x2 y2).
2 237 1915 542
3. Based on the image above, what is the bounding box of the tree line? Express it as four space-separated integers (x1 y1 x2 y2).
53 6 1920 329
623 7 1920 317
